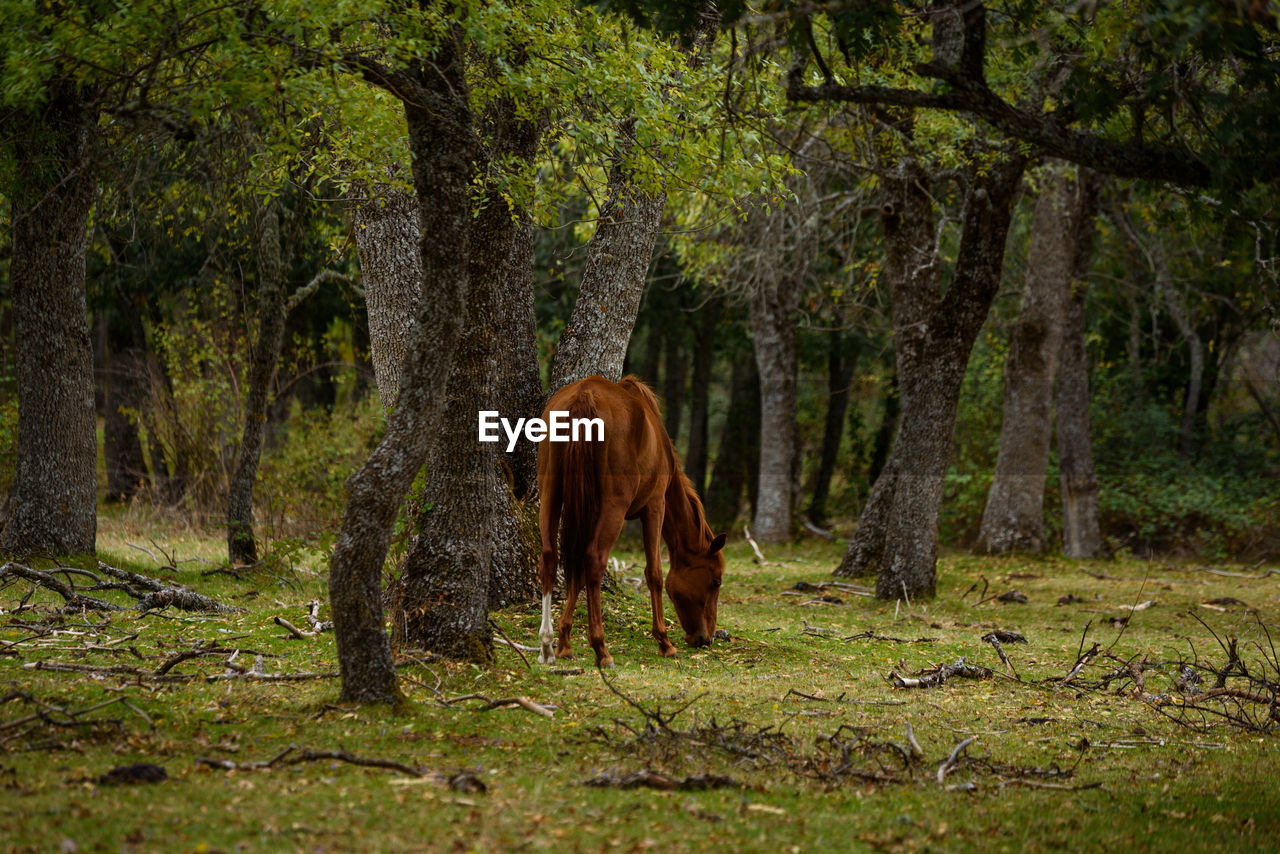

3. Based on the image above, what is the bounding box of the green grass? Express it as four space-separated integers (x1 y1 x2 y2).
3 514 1279 852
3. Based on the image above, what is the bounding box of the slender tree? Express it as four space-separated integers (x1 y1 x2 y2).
977 163 1077 554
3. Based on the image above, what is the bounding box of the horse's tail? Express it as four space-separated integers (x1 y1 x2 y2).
560 388 601 590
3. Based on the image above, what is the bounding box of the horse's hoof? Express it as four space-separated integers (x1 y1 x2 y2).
597 657 615 669
658 645 678 658
538 650 555 666
555 649 574 660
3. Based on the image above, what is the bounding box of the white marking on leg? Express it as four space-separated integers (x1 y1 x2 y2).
538 593 554 665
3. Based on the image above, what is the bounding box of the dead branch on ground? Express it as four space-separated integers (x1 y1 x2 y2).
196 745 427 777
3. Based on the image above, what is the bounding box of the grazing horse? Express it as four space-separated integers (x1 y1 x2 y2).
537 376 727 667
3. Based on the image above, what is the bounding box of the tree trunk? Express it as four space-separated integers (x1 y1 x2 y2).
977 164 1075 554
1056 173 1106 558
494 221 543 502
750 272 801 543
1 90 98 555
227 203 289 566
685 297 719 495
396 90 543 653
329 37 476 704
549 132 666 391
706 354 760 532
867 370 899 484
1164 285 1204 458
662 309 687 444
103 316 151 502
836 156 1026 598
352 184 421 411
809 327 857 527
547 3 719 392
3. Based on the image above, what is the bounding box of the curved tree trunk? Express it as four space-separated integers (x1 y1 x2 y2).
227 203 288 565
977 164 1075 554
352 184 421 411
750 271 801 543
836 157 1026 597
1 90 98 555
549 136 666 391
809 327 857 527
329 36 476 704
1056 172 1106 558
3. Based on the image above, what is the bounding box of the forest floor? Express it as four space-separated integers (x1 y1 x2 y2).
3 506 1279 852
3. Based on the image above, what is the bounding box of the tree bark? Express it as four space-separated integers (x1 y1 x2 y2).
836 155 1026 598
549 133 666 391
750 270 802 543
352 184 421 411
685 297 719 495
329 35 476 704
1 89 98 555
706 353 760 532
977 164 1075 554
494 221 543 502
227 203 288 565
396 90 543 653
1056 172 1106 558
809 327 857 527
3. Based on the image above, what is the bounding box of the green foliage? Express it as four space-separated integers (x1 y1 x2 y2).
256 394 386 541
1093 394 1280 560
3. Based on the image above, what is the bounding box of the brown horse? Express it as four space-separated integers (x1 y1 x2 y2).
537 376 726 667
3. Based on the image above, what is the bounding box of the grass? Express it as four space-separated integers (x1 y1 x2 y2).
3 508 1279 852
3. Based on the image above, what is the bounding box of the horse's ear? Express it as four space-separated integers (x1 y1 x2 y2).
707 533 727 556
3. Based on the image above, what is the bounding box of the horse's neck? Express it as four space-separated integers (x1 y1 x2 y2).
661 467 703 558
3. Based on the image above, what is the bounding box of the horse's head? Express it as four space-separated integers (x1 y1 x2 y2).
666 532 727 647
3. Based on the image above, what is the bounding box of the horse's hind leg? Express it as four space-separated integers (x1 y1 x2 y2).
641 500 677 657
538 468 561 665
585 506 627 668
555 575 579 660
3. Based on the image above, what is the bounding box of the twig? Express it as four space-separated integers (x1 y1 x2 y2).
936 736 976 784
488 619 531 670
743 526 770 564
197 745 426 778
583 770 742 791
441 693 556 718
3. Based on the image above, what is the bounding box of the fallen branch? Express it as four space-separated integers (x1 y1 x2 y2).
845 629 938 645
583 770 742 791
441 693 556 718
488 618 531 670
197 745 426 778
936 736 976 784
0 563 121 612
743 526 770 564
889 659 992 689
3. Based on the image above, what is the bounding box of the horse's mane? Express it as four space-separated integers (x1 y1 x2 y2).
620 375 713 551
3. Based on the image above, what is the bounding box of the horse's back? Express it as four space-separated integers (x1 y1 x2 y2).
540 376 669 509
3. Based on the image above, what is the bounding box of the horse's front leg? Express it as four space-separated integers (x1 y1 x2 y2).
640 501 677 657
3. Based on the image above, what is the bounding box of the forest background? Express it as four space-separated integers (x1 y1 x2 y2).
1 0 1278 682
